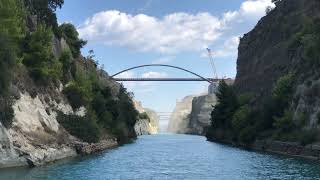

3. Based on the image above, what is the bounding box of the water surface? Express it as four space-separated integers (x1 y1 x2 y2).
1 134 320 180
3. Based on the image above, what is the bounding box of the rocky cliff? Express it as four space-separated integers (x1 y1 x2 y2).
0 1 138 168
0 42 122 168
187 94 217 135
168 93 217 135
204 0 320 158
167 95 195 134
235 0 320 128
134 101 159 135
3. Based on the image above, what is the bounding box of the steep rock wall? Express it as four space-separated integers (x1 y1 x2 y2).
0 91 79 168
0 35 125 169
167 96 195 134
187 94 217 135
168 94 217 135
234 0 320 127
134 101 159 135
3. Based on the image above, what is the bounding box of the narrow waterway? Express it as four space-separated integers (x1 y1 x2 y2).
1 134 320 180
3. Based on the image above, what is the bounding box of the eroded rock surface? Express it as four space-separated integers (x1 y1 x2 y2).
134 101 159 135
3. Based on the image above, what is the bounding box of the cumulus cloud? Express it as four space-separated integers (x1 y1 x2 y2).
214 36 240 58
240 0 275 17
78 11 221 53
78 0 274 55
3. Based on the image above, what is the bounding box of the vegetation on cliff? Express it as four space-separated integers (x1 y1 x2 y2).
207 0 320 146
0 0 25 127
206 74 316 145
0 0 138 143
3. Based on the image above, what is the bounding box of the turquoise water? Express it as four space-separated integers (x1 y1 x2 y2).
1 134 320 180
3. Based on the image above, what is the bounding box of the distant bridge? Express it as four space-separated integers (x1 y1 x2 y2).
113 78 220 82
111 64 223 83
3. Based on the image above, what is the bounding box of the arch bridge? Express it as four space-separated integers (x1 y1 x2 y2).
111 64 224 84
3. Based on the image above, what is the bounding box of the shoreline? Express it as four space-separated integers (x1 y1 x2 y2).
207 138 320 161
0 138 120 169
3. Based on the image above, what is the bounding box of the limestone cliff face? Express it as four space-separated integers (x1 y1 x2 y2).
134 101 159 135
0 35 123 169
0 123 27 168
0 89 80 168
235 0 320 128
168 94 217 135
167 95 195 134
188 94 217 135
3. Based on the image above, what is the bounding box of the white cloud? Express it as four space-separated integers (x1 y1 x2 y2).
116 71 168 93
78 0 274 55
201 36 240 58
240 0 275 17
142 71 168 78
78 11 222 54
213 36 240 58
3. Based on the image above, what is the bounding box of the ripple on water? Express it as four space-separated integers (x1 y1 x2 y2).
1 134 320 180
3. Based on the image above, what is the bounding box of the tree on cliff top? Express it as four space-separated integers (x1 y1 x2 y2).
58 23 87 58
24 0 64 31
210 80 238 129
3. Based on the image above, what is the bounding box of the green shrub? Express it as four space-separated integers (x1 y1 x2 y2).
58 23 86 57
232 105 251 133
239 126 256 144
59 49 72 75
274 110 295 133
206 80 243 141
0 98 14 128
317 112 320 125
57 111 100 143
0 0 24 95
23 24 62 84
97 111 113 129
117 85 138 127
272 73 295 106
139 112 150 121
63 82 91 109
24 0 64 32
299 129 317 146
210 80 238 129
237 93 253 106
296 112 308 127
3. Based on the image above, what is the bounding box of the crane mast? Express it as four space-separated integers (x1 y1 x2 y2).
206 48 218 79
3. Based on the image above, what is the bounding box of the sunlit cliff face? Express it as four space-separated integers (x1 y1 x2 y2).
167 95 196 133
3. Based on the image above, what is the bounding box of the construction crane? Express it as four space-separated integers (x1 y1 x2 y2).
206 48 218 79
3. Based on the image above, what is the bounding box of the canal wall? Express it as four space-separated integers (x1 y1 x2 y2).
167 95 196 134
134 101 159 135
167 94 217 135
252 140 320 161
210 137 320 161
0 91 122 169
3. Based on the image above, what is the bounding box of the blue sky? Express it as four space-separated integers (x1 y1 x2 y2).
56 0 274 113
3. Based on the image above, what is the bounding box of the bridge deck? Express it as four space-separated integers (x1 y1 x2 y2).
112 78 220 82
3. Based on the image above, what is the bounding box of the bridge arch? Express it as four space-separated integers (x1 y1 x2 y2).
111 64 213 83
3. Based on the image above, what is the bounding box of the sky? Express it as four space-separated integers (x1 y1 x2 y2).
56 0 275 114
